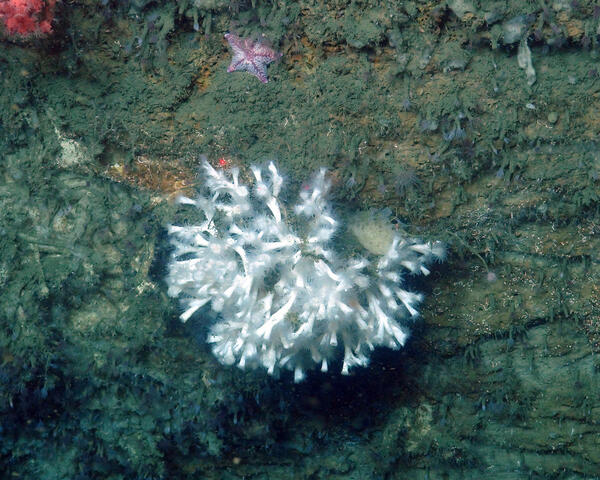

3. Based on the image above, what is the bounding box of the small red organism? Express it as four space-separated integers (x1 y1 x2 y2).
217 157 228 168
0 0 56 38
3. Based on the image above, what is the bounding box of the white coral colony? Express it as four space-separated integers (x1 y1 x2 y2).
166 161 444 382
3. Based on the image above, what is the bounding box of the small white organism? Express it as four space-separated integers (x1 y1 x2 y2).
166 161 444 382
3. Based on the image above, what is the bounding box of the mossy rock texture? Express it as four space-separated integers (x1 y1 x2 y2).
1 0 599 478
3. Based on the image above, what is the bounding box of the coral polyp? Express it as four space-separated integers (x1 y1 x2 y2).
166 161 444 381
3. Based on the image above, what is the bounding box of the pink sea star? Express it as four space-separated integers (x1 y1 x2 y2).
224 33 282 84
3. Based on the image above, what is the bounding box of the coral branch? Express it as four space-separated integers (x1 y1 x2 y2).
167 161 444 382
0 0 55 38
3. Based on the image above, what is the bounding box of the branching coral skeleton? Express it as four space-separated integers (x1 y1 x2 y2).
167 161 444 382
